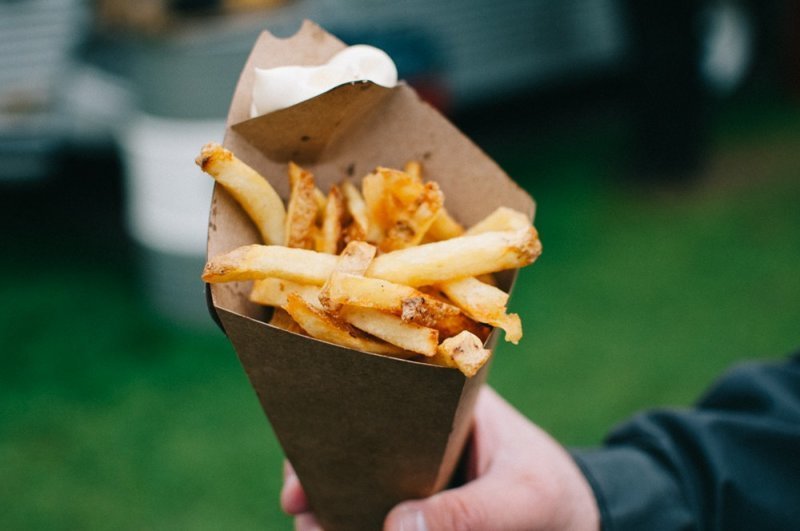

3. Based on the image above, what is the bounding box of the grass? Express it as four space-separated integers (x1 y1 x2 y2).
1 95 799 529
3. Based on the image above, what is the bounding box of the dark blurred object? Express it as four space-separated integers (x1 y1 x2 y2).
625 0 710 181
0 0 91 182
786 0 800 97
94 0 288 34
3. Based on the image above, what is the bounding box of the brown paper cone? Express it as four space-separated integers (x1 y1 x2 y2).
206 20 535 530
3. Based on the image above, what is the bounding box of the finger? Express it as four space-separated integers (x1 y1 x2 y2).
295 512 322 531
281 461 310 514
384 472 543 531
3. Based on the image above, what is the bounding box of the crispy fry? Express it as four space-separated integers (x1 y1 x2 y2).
466 206 531 235
361 170 389 242
341 180 369 243
381 181 443 252
284 293 412 358
340 306 438 356
427 209 465 241
196 142 286 245
318 241 376 311
403 160 422 182
367 227 541 286
203 227 540 287
285 162 319 249
439 276 522 344
269 308 306 335
325 273 489 340
250 278 322 309
429 331 491 377
318 184 346 254
202 245 337 284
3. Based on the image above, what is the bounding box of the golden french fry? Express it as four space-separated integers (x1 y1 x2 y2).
367 227 541 286
381 180 443 252
403 160 422 182
341 180 369 243
439 276 522 344
340 306 438 356
203 227 540 287
429 331 491 377
250 278 322 309
427 209 465 241
284 293 412 358
269 308 306 335
285 162 319 249
325 273 489 340
361 170 389 242
318 241 376 311
318 184 345 254
202 245 337 284
466 206 531 235
196 142 286 245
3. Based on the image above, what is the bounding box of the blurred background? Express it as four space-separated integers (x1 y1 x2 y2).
2 0 799 528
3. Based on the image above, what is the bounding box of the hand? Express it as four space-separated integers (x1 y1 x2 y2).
281 385 600 531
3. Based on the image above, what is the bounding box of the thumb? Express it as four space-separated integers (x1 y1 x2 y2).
384 475 522 531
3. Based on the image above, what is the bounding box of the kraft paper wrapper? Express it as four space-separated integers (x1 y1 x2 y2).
206 21 535 530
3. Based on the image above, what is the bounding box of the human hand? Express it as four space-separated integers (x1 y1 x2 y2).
281 385 600 531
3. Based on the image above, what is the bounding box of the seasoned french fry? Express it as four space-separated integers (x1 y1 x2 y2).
427 209 465 241
439 276 522 344
250 278 322 309
403 160 422 182
202 245 337 284
326 274 456 316
318 241 376 311
367 227 541 286
466 206 531 235
381 181 443 252
325 273 489 340
318 184 346 254
284 293 412 358
203 227 540 287
269 308 306 335
196 142 286 245
285 162 320 249
361 170 389 242
429 331 491 377
340 306 438 356
341 180 369 243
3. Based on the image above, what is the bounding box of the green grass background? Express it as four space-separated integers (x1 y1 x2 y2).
1 95 799 529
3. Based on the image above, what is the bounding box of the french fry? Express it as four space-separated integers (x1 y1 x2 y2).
196 142 286 245
341 180 369 243
403 160 422 182
382 183 443 252
203 227 540 287
439 276 522 344
202 245 337 284
325 273 489 340
250 278 322 309
466 206 531 235
427 209 465 241
429 331 492 377
269 308 307 335
318 241 376 311
285 162 320 249
361 170 389 242
367 227 541 286
318 184 346 254
284 293 413 358
340 306 438 356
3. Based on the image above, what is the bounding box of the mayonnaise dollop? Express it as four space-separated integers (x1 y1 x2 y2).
250 45 398 118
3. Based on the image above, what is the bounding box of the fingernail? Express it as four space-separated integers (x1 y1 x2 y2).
393 504 427 531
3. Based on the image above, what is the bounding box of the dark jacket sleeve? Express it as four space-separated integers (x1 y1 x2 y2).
572 353 800 531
